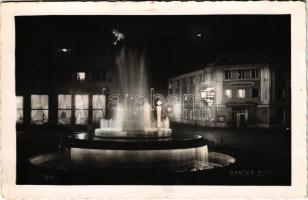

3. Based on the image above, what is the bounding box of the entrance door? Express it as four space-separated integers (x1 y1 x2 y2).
232 108 248 128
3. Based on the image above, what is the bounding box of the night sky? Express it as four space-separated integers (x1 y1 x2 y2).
15 15 290 92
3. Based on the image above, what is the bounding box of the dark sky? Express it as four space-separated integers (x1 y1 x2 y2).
15 15 290 91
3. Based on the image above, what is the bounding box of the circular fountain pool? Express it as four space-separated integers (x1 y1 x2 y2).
29 133 235 173
65 133 209 172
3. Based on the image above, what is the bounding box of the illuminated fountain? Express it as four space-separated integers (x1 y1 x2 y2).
30 47 235 174
94 103 172 138
94 47 172 138
64 47 211 171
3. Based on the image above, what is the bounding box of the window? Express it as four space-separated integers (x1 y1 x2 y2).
31 95 48 124
200 90 207 99
174 80 181 95
251 88 259 98
189 77 196 85
77 72 86 81
209 73 214 81
238 89 245 98
182 79 188 94
199 75 204 82
218 116 225 122
75 95 89 124
251 69 259 78
200 88 215 106
58 95 72 124
183 79 187 86
182 86 188 94
168 83 172 89
92 95 106 123
93 69 106 81
16 96 23 124
225 89 232 98
183 95 188 102
225 70 232 79
238 69 245 79
189 85 195 94
186 95 195 105
175 80 180 88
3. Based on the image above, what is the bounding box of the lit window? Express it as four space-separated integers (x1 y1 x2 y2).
77 72 86 81
225 89 232 98
92 95 106 123
251 88 259 98
201 90 207 99
238 89 245 98
251 69 259 78
31 95 48 124
16 96 23 124
58 95 72 124
225 70 232 79
238 69 245 79
75 95 88 124
200 88 215 106
168 83 172 89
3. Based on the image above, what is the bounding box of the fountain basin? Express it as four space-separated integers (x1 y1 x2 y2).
62 133 209 172
29 150 235 172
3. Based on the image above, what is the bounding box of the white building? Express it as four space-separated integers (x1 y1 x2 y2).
167 60 290 128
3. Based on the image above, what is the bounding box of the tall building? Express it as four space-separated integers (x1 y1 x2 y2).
167 53 290 128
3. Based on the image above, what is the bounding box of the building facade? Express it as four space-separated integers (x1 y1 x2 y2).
167 61 290 128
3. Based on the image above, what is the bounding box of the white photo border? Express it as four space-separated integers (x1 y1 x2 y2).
0 1 306 199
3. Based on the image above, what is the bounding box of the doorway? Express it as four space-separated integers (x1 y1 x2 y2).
233 107 248 128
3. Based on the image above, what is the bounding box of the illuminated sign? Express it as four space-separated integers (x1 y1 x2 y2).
201 87 215 106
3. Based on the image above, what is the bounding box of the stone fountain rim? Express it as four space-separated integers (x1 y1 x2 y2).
63 133 208 150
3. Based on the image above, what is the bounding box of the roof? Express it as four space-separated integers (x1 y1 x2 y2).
168 69 204 81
